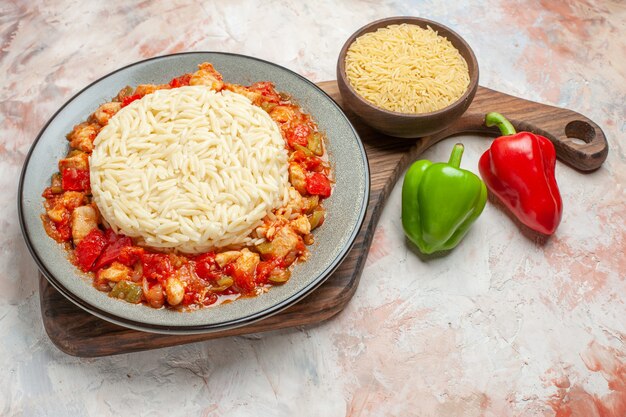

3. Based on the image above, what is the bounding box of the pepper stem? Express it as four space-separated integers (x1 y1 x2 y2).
448 143 464 168
485 112 517 136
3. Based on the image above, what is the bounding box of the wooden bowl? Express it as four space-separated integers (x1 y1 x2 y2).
337 17 479 138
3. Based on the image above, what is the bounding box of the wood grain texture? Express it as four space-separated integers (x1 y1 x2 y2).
39 81 607 357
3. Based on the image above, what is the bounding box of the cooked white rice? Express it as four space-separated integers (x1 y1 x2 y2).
90 86 289 254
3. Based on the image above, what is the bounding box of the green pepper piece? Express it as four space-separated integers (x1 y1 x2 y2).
212 276 234 292
307 132 324 156
294 144 314 157
308 208 325 230
256 241 273 256
109 280 143 304
402 143 487 254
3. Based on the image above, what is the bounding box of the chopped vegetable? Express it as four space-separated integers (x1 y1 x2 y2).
61 168 90 191
141 253 173 282
110 280 143 303
121 94 142 107
268 269 291 284
307 132 324 156
168 74 191 88
308 209 325 230
287 124 310 148
194 252 218 281
92 230 132 270
306 173 332 199
294 144 314 157
211 276 234 292
75 228 107 271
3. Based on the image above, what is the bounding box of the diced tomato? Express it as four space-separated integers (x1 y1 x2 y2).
92 230 133 270
290 150 323 172
75 228 107 272
194 252 219 281
121 94 142 107
306 172 332 199
286 124 310 148
223 263 255 294
141 253 173 282
42 187 58 199
118 246 144 267
61 168 90 191
303 156 322 171
203 292 218 306
169 74 191 88
249 81 280 103
182 291 197 306
255 260 276 285
290 150 308 163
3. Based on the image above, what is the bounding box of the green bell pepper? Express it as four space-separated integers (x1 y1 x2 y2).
402 143 487 254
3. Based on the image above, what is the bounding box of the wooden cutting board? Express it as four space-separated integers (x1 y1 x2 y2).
39 80 608 357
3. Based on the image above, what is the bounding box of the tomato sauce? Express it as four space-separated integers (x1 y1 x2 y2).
41 62 333 310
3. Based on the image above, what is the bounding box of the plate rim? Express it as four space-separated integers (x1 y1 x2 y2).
18 51 370 334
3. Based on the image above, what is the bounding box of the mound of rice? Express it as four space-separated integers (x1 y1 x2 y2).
90 86 289 254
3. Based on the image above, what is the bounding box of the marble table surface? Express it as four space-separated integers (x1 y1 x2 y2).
2 1 624 416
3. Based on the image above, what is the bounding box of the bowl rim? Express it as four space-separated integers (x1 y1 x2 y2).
17 51 371 334
337 16 479 119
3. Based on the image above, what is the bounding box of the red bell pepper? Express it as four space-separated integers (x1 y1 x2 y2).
92 229 133 270
61 168 90 191
168 74 191 88
306 172 332 199
121 94 142 107
479 112 563 235
287 124 310 148
194 252 219 281
75 229 107 271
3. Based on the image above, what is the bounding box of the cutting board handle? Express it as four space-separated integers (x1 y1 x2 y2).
422 87 608 172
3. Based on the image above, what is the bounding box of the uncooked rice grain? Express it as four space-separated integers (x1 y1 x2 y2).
345 23 470 114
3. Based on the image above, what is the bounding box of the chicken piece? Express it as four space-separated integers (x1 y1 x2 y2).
66 122 99 153
46 191 87 222
98 262 131 283
248 82 281 104
225 84 262 105
289 163 307 195
269 105 296 124
90 101 122 126
189 63 224 90
301 195 319 214
59 191 87 210
215 250 242 268
285 187 304 213
43 180 85 243
46 206 66 223
165 277 184 306
71 205 99 245
143 280 164 309
58 151 89 172
234 248 259 278
290 215 311 235
265 226 301 259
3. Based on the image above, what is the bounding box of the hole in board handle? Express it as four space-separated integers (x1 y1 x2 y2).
565 120 595 145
